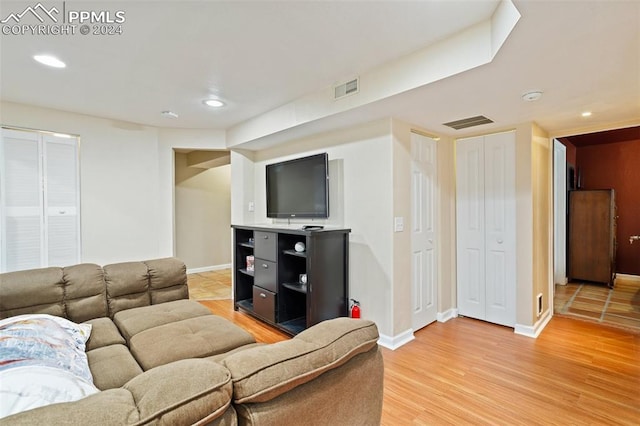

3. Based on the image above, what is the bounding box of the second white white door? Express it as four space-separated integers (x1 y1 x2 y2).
456 131 516 327
411 132 438 331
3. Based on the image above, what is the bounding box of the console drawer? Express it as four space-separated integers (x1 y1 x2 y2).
254 259 277 292
253 286 276 323
255 231 277 262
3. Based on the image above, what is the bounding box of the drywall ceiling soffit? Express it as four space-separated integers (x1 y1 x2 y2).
226 0 520 148
186 151 230 169
0 0 498 130
228 0 640 150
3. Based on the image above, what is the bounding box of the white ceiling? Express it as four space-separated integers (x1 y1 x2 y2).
1 0 639 146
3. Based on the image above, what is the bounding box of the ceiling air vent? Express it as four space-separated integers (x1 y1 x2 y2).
443 115 494 130
334 77 359 99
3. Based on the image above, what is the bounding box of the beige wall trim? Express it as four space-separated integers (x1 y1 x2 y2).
378 329 415 351
186 264 232 274
410 129 440 140
615 273 640 283
436 308 458 323
514 309 552 338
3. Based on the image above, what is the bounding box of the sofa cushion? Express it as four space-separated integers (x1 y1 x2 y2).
87 345 143 390
0 264 107 322
222 318 379 403
129 315 256 370
113 299 211 343
1 359 234 425
124 359 232 425
62 264 109 322
104 258 189 317
84 317 126 351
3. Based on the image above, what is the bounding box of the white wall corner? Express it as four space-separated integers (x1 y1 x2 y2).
514 309 552 338
437 308 458 323
378 329 415 350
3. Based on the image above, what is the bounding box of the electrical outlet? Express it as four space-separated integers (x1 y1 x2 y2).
248 201 255 212
394 217 404 232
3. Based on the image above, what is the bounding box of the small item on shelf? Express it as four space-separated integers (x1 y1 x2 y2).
299 274 307 284
294 242 305 253
246 255 255 272
248 237 254 245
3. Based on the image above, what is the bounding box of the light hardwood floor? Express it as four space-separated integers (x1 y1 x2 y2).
200 299 640 425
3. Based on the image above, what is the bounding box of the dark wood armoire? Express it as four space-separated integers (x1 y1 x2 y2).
568 189 617 287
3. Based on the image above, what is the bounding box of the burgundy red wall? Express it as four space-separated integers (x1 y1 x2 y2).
576 139 640 275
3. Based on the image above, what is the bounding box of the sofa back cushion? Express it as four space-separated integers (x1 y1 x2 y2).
0 257 188 322
104 258 188 317
222 318 379 404
0 264 107 322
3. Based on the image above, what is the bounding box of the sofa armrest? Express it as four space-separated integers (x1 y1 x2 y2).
1 359 233 426
222 318 379 404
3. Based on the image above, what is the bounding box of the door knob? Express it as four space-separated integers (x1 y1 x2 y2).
630 235 640 244
259 293 267 298
497 239 504 244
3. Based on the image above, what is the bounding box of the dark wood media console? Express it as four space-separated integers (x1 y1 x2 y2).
232 225 351 335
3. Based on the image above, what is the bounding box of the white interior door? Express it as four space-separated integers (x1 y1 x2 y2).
1 128 80 272
1 129 44 272
411 132 438 330
483 132 516 326
456 132 516 327
553 139 567 286
44 134 81 267
456 136 486 320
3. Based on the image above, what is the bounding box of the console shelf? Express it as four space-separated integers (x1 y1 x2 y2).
232 225 350 336
282 249 307 258
282 282 307 294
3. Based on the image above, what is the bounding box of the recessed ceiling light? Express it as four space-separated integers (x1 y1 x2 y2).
161 111 179 119
33 55 66 68
581 111 592 117
203 99 225 108
522 90 543 102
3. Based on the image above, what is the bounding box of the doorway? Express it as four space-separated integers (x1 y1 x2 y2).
174 149 231 272
552 126 640 322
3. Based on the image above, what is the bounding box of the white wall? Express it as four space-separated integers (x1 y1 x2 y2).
232 119 396 336
1 102 226 264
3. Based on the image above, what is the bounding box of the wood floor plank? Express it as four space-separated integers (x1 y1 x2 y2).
199 299 640 425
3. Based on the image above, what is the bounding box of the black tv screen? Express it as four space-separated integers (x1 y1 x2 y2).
266 153 329 218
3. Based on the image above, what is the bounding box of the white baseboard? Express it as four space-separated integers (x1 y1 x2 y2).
615 273 640 283
378 328 415 350
437 308 458 323
187 263 231 274
514 309 552 338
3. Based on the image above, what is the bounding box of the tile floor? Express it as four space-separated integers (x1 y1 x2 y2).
187 269 232 300
554 277 640 333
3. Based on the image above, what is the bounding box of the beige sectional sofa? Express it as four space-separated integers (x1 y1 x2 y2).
0 258 384 425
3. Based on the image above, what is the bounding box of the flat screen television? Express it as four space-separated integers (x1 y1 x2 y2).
266 153 329 218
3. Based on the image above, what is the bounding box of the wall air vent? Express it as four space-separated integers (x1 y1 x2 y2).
443 115 494 130
334 77 359 99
